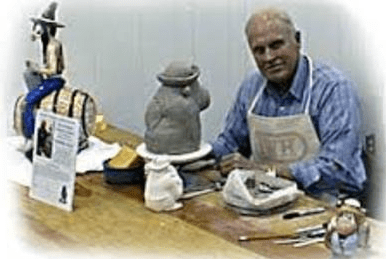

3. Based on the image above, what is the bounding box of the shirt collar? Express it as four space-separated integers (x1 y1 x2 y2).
265 55 309 101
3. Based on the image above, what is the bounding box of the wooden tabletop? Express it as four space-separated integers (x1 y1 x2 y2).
12 123 386 258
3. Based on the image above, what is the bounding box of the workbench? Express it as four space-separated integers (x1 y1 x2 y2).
12 124 386 259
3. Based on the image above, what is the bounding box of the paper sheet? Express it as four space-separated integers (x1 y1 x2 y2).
5 135 121 187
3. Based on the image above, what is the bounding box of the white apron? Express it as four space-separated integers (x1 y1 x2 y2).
247 56 320 167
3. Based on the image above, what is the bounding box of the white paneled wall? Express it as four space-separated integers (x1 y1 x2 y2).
5 1 385 203
7 0 381 142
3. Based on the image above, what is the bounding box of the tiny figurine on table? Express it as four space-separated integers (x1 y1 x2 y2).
13 2 97 157
325 198 370 258
144 158 183 212
137 60 213 212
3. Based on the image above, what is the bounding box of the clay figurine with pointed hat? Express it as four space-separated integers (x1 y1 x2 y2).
23 1 66 140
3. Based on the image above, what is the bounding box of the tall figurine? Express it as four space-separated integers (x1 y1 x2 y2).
144 60 211 155
23 2 66 140
14 2 97 155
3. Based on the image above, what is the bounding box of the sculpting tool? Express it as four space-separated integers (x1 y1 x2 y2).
282 207 326 219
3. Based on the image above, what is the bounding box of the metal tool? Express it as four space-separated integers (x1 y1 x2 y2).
282 207 326 219
239 227 326 242
180 159 216 171
273 228 326 247
240 222 328 247
293 237 325 247
295 222 328 234
180 182 222 200
239 233 298 242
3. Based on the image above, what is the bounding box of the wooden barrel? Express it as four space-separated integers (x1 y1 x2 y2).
13 87 97 143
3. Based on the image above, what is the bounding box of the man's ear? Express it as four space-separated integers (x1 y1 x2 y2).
295 31 301 44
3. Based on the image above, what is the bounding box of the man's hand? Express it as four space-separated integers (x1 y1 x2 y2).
217 153 295 180
219 153 269 175
275 165 294 180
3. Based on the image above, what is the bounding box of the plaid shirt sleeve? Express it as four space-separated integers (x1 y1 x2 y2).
210 71 261 158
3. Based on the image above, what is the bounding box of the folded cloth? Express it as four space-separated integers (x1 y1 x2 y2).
5 136 33 187
6 135 121 186
76 136 121 173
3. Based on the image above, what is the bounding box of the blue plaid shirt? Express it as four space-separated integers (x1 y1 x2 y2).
211 55 366 194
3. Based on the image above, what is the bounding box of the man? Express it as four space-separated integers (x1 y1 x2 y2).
211 8 366 199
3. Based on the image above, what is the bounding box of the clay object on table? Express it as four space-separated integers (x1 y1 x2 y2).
144 60 210 155
25 1 66 90
325 199 370 256
144 158 183 212
14 2 97 152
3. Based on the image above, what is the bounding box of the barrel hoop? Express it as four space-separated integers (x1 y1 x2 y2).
52 88 62 113
68 89 80 118
81 93 90 138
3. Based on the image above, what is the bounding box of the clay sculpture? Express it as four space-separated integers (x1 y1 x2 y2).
144 60 210 155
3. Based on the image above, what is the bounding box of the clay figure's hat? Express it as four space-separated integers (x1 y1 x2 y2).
336 198 366 225
30 2 65 28
157 60 200 87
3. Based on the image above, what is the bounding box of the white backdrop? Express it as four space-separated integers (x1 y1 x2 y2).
5 0 384 142
1 0 386 258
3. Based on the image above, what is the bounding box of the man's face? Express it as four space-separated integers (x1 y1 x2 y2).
247 18 300 86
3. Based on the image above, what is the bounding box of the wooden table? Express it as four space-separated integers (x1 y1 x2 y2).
12 124 386 259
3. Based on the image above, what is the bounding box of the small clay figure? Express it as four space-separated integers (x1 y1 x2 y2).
144 61 210 155
144 158 183 212
23 2 66 139
325 198 370 257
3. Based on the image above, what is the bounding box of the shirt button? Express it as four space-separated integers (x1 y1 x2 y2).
279 106 285 111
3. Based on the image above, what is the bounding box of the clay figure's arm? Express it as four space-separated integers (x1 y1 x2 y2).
39 40 64 77
145 97 165 131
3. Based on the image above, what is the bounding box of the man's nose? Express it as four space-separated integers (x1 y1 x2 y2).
262 48 275 62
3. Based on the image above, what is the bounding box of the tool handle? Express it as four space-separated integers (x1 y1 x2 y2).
180 189 214 199
283 207 325 219
293 237 325 248
238 234 297 241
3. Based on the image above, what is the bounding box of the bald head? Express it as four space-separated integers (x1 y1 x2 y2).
245 8 297 39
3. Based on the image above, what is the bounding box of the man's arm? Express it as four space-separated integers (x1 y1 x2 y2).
39 40 63 77
289 80 366 193
211 72 261 159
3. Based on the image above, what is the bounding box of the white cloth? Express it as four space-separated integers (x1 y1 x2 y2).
4 137 33 187
222 169 300 211
5 136 121 187
76 136 120 173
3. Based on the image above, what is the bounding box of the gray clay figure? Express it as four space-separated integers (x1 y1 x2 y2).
144 61 210 155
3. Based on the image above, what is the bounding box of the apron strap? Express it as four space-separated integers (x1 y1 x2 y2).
248 56 314 116
247 80 266 116
304 56 313 115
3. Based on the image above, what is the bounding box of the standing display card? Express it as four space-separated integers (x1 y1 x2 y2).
29 110 79 212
